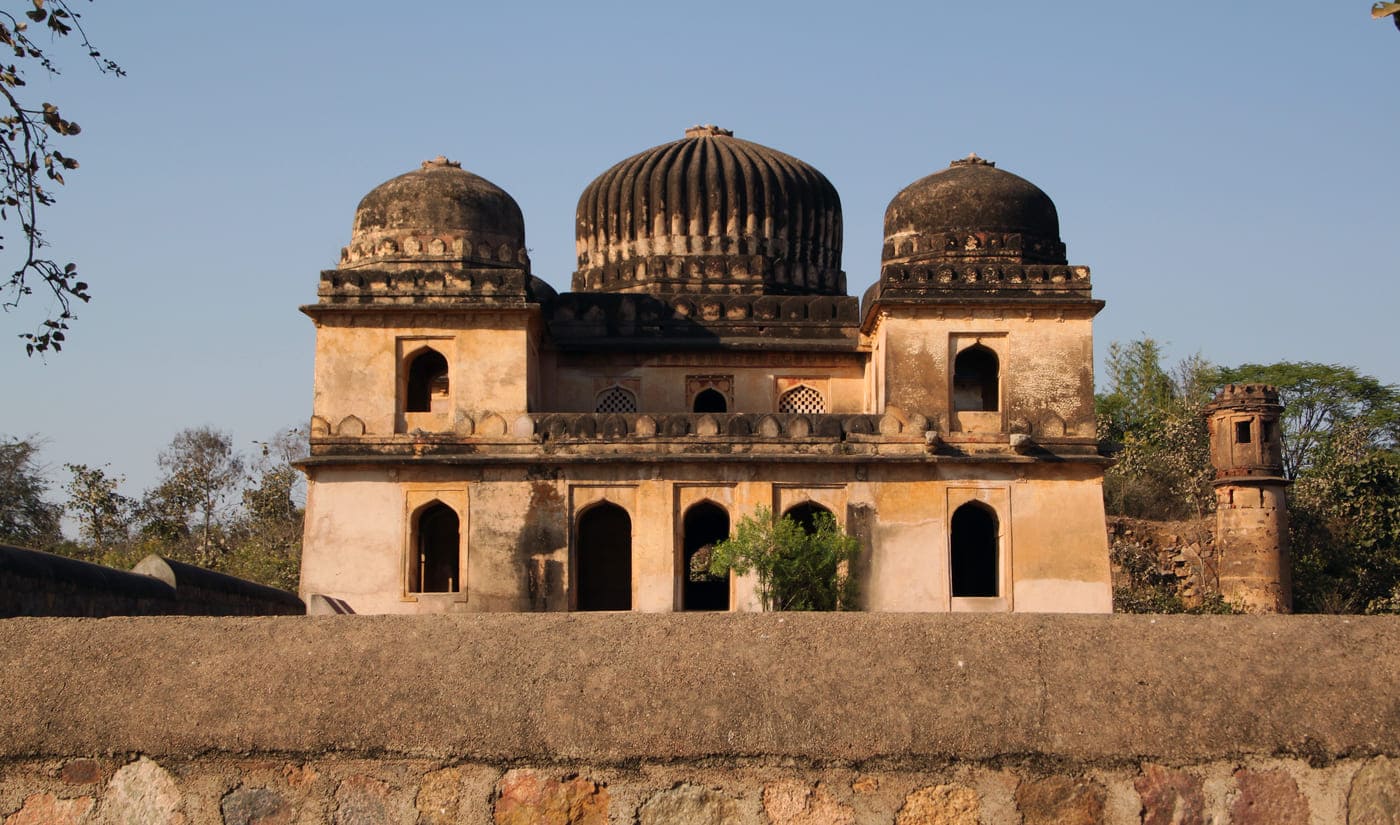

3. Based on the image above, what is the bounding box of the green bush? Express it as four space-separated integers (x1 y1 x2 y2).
708 505 860 611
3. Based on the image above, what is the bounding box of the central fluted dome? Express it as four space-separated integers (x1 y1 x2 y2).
573 126 845 296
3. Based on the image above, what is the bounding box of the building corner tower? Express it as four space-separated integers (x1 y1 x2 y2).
1205 384 1291 613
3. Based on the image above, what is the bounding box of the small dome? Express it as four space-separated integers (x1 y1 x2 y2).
883 155 1065 267
340 156 530 272
573 126 844 296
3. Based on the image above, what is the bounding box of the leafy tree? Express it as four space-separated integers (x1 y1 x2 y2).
1287 423 1400 613
1097 339 1215 520
1215 362 1400 479
62 461 131 557
0 0 122 355
707 505 860 611
222 428 306 591
148 427 245 566
0 434 60 547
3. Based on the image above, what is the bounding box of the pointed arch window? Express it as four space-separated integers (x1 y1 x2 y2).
595 386 637 414
953 345 998 413
778 385 825 415
693 388 728 413
406 348 449 413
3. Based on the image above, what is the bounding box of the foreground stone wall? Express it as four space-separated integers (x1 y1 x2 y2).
2 614 1398 824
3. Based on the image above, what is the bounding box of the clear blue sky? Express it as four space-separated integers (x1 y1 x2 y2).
2 0 1397 500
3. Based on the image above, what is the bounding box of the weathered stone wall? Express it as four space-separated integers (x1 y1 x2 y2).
2 614 1398 823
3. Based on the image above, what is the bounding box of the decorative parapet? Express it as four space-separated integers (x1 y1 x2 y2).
316 267 536 305
572 254 846 297
874 261 1092 300
544 292 861 344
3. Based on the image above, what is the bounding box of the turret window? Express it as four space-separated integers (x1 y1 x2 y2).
1235 421 1252 444
405 349 449 413
595 386 638 414
953 345 999 413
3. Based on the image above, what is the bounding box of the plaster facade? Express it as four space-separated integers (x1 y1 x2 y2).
299 138 1114 613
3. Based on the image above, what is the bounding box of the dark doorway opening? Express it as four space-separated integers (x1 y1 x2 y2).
950 502 998 597
693 388 728 413
412 502 459 593
576 502 632 610
953 345 999 413
682 501 730 611
406 349 449 413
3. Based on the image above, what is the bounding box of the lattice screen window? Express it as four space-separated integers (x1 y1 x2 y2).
595 386 638 413
779 385 825 414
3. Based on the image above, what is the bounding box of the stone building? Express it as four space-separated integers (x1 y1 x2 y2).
298 126 1114 614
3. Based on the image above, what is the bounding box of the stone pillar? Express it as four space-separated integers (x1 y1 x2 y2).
1205 384 1291 613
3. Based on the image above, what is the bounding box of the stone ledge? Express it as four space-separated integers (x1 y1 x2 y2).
0 614 1396 764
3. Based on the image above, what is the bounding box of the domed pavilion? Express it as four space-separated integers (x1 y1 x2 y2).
298 131 1113 615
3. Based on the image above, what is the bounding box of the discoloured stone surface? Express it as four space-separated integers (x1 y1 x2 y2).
493 769 607 825
221 786 293 825
1348 757 1400 825
1134 764 1204 825
851 776 879 795
638 784 740 825
1230 768 1308 825
1015 776 1105 825
96 757 186 825
59 759 100 785
763 780 854 825
334 775 392 825
3 792 93 825
895 784 979 825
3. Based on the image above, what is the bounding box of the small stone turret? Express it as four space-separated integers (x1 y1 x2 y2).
1205 384 1291 613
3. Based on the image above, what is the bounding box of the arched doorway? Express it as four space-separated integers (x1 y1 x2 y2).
411 502 459 593
950 502 998 597
682 501 730 611
576 502 632 610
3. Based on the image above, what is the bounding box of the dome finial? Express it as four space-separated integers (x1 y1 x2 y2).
950 153 994 168
421 155 462 170
685 124 733 138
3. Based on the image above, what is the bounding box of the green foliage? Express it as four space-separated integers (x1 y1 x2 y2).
707 505 860 611
1097 339 1215 520
62 461 131 557
0 434 60 548
0 1 123 354
1287 424 1400 613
